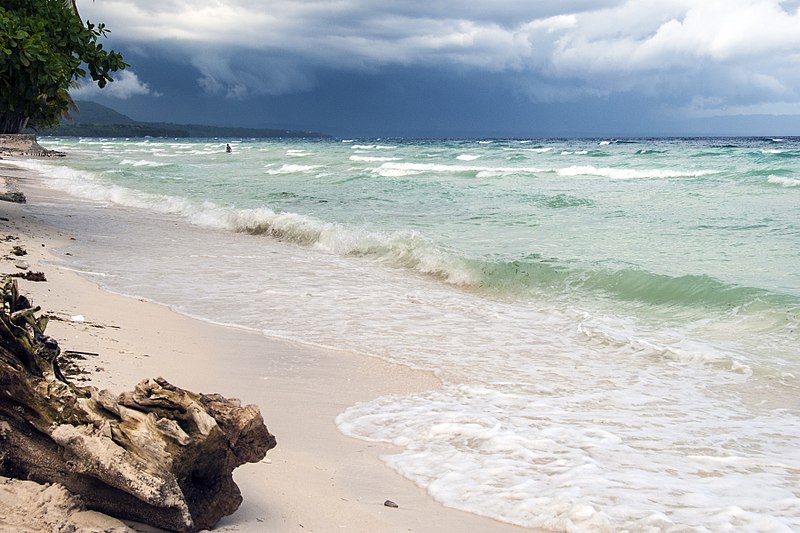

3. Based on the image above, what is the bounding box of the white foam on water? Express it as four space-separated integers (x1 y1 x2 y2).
18 139 800 533
11 160 197 214
265 164 321 174
352 144 397 150
338 381 800 531
373 161 717 181
456 154 482 161
373 162 476 176
374 162 547 178
349 155 401 162
150 149 216 158
118 159 168 167
767 175 800 187
332 297 799 531
14 158 483 285
557 165 718 179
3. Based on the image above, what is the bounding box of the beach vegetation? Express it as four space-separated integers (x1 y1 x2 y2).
0 0 126 134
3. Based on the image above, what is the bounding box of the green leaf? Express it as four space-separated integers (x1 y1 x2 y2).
0 0 126 133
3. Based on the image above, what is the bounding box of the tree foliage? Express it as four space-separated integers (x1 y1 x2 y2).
0 0 126 133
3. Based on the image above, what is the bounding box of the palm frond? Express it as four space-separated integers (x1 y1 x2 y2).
62 0 80 20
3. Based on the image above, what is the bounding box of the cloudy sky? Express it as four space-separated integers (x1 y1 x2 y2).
72 0 800 137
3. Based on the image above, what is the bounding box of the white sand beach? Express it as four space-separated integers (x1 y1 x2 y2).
1 161 533 532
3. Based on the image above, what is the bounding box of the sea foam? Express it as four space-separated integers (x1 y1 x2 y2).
767 175 800 187
18 137 800 533
349 155 400 162
119 159 168 167
265 164 321 174
557 165 718 179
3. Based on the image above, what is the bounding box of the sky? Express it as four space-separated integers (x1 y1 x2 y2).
71 0 800 138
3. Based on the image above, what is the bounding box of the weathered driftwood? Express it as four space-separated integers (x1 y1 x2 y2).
0 278 276 532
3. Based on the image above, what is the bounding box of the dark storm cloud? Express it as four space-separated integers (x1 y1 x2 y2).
75 1 800 135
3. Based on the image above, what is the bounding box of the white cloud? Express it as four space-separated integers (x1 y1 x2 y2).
552 0 800 70
78 1 800 69
77 0 800 112
71 70 159 99
76 1 616 69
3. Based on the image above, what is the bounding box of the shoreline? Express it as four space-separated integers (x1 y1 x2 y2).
0 160 534 532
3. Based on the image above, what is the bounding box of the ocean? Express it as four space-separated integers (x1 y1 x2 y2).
15 137 800 532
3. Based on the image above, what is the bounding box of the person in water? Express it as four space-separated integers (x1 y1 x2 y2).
225 143 232 153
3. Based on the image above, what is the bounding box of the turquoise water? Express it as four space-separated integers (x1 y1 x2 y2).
16 137 800 531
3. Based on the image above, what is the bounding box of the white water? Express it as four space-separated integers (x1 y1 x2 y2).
12 137 800 532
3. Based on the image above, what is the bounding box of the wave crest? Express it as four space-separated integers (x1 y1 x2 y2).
767 175 800 187
558 165 717 179
16 158 796 317
265 164 321 174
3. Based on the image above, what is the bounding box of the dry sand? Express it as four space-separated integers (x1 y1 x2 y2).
0 161 532 532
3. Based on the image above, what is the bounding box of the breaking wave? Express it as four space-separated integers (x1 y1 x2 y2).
767 175 800 187
15 158 795 317
265 164 321 174
372 162 716 180
557 165 718 179
119 159 169 167
761 149 800 158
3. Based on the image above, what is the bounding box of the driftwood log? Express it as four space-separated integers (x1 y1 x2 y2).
0 278 276 532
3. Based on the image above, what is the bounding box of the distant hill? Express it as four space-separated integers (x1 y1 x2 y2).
36 101 330 139
67 101 137 125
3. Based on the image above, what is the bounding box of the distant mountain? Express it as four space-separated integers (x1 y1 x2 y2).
37 101 330 139
67 101 137 125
